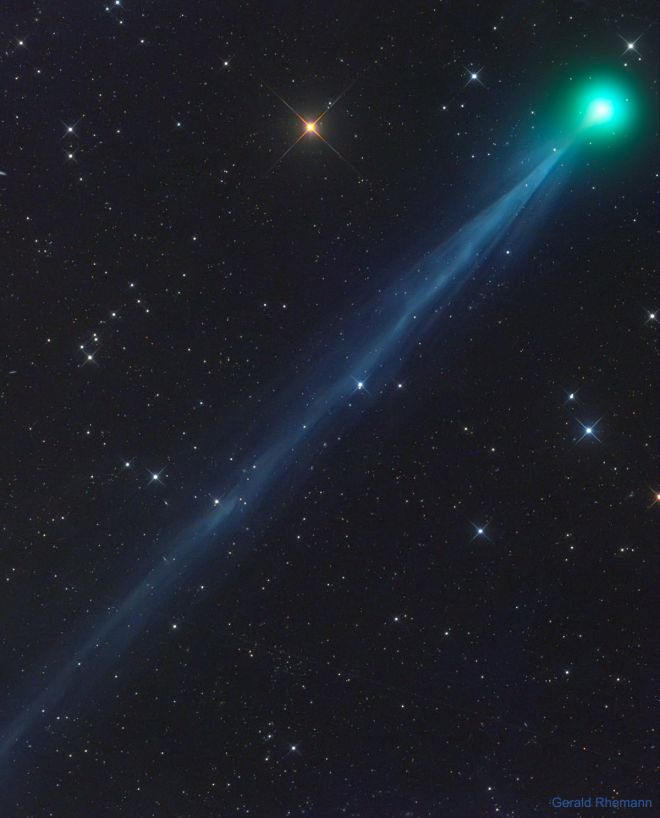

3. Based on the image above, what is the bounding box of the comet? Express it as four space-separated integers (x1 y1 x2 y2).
0 141 568 770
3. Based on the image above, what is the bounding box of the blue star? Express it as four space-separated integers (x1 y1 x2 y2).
471 523 491 542
577 419 601 442
351 376 370 395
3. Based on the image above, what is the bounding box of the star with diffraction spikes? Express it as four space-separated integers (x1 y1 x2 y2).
262 79 361 177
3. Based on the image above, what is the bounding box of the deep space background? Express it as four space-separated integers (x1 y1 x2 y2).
1 1 657 816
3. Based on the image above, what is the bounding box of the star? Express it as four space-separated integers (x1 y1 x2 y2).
619 34 642 58
577 419 601 442
262 80 361 177
471 523 491 541
465 66 486 88
351 376 370 395
148 469 165 484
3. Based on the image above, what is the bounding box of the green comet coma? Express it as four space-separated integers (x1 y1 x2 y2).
542 69 648 147
569 75 637 139
585 97 615 125
577 78 634 134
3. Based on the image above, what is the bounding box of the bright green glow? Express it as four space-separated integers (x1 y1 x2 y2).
572 75 635 138
585 97 614 125
541 66 652 155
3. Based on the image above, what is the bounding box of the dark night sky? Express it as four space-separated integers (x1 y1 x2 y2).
1 1 657 816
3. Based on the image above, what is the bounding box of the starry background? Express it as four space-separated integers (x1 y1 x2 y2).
1 1 657 816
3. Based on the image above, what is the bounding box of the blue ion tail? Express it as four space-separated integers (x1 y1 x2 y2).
0 142 567 771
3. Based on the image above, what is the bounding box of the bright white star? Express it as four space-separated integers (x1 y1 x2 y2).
471 523 491 541
465 66 486 87
577 419 601 442
619 34 642 58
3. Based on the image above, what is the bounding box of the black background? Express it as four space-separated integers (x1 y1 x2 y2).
1 1 657 816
